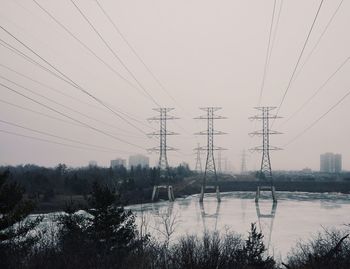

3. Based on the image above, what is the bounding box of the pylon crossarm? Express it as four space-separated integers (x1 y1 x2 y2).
250 106 282 202
195 107 227 203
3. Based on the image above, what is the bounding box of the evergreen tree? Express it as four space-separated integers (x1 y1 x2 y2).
57 181 140 268
239 223 275 269
0 170 41 268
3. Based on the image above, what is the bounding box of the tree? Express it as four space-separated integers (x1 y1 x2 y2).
57 181 141 268
0 170 41 268
238 223 275 269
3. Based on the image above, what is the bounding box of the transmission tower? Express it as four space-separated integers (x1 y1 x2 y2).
194 143 203 173
249 107 282 202
148 108 178 201
241 149 247 175
195 107 227 202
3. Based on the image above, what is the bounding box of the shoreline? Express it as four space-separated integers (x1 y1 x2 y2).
32 180 350 214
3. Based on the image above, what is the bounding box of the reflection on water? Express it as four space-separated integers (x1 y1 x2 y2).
127 192 350 258
200 202 221 232
255 201 277 252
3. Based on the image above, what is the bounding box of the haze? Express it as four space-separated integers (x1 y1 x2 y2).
0 0 349 171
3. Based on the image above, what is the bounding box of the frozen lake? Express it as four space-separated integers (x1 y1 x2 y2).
127 192 350 260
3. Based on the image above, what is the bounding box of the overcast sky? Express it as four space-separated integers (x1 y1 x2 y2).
0 0 349 171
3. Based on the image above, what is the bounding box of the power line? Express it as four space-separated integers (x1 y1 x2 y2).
0 61 154 132
0 82 146 150
0 97 145 140
0 128 131 154
281 56 350 126
70 0 160 107
30 0 147 99
0 98 83 128
293 0 345 82
0 62 154 132
285 87 350 147
0 38 73 87
0 74 149 137
267 0 284 66
0 119 134 154
0 74 124 132
0 29 150 135
94 0 197 136
275 0 325 118
0 61 104 111
94 0 180 108
257 0 277 106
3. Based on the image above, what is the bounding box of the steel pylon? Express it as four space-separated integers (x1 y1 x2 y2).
195 107 227 203
194 143 203 173
148 107 178 201
249 107 282 202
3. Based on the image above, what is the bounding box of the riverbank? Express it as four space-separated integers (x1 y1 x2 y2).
32 180 350 213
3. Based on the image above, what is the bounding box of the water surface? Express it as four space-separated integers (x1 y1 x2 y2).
127 191 350 260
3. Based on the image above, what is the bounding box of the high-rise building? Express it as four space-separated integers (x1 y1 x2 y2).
110 158 126 169
128 154 149 169
334 154 342 173
320 153 342 173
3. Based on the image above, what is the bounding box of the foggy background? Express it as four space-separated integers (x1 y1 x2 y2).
0 0 349 171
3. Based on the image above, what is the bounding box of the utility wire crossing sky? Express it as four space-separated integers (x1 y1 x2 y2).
0 0 349 171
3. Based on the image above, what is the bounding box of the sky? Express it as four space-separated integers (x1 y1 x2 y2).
0 0 349 171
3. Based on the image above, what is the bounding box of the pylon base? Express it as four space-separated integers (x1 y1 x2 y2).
151 185 175 202
255 186 277 203
199 185 221 203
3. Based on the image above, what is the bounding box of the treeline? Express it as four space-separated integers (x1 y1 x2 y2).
0 163 193 204
1 170 350 269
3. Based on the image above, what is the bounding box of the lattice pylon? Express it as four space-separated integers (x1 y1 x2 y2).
194 143 203 173
249 107 282 202
195 107 227 203
148 108 178 201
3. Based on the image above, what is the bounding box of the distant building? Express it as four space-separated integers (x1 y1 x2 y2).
110 158 126 169
301 167 312 173
320 153 342 173
128 154 149 169
334 154 342 173
89 160 98 167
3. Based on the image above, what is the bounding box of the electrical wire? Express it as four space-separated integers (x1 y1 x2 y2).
267 0 284 66
281 56 350 126
94 0 180 108
293 0 345 82
257 0 277 106
0 128 133 154
94 0 197 136
30 0 148 99
0 98 82 127
70 0 160 107
0 62 155 132
275 0 325 118
0 82 147 150
0 98 145 139
0 119 135 154
0 53 154 135
0 29 151 135
0 74 127 132
285 87 350 147
0 62 103 111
